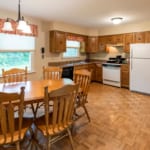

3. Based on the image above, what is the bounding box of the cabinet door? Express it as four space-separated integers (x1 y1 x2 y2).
99 36 107 52
105 35 114 44
145 31 150 43
95 64 102 82
133 32 145 43
121 64 129 88
113 34 123 44
124 33 134 53
87 37 99 53
50 31 66 52
88 64 96 81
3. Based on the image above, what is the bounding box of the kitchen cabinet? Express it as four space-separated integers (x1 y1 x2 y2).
99 36 107 51
145 31 150 43
124 33 134 53
88 63 96 81
49 30 66 53
99 35 114 53
121 64 129 88
105 35 114 44
133 32 145 43
95 63 102 82
113 34 123 44
86 36 99 53
74 64 89 71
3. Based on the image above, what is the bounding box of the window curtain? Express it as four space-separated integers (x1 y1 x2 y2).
66 33 87 53
0 19 38 37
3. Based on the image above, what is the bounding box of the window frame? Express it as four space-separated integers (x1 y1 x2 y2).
62 40 80 59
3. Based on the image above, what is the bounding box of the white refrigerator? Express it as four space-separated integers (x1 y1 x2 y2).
130 43 150 94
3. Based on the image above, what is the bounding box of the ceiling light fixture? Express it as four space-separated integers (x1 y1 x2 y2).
2 0 31 33
111 17 123 25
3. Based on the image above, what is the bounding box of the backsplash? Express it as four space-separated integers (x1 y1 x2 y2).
89 46 128 60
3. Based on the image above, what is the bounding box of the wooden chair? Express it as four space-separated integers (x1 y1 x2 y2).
35 66 63 118
1 67 36 119
0 87 27 150
43 66 62 80
73 69 91 122
2 67 27 83
36 84 79 150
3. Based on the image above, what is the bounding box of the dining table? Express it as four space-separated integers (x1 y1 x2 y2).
0 78 74 104
0 78 75 149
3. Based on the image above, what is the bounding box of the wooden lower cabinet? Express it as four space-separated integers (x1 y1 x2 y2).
95 64 102 82
88 64 96 81
74 64 88 71
121 64 129 88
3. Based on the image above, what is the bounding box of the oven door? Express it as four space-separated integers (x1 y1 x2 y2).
103 64 121 87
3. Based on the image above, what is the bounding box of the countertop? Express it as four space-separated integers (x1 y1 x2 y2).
48 60 129 68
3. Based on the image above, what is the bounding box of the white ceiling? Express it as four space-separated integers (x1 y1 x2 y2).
0 0 150 28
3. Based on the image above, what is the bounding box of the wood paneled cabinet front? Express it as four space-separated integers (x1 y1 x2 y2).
88 63 96 81
99 36 107 52
86 36 99 53
145 31 150 43
95 64 102 82
74 64 89 71
49 30 66 53
124 33 134 53
113 34 123 44
133 32 145 43
121 64 129 88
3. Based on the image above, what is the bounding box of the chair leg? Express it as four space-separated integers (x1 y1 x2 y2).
48 136 51 150
83 105 91 122
67 128 74 150
16 142 20 150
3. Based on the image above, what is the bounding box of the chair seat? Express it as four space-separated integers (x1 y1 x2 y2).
0 128 27 145
38 122 72 136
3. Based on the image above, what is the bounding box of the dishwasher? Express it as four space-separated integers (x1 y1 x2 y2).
102 63 121 87
62 66 74 80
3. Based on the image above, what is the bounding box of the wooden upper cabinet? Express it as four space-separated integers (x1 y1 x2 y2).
124 33 134 53
105 35 114 44
49 30 66 53
99 36 107 51
113 34 123 44
133 32 145 43
86 36 99 53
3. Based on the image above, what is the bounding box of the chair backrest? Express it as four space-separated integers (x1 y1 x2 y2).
44 84 78 134
2 67 27 83
0 87 25 145
73 69 91 95
43 66 62 80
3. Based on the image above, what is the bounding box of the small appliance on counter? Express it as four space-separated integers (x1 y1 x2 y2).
106 55 126 64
